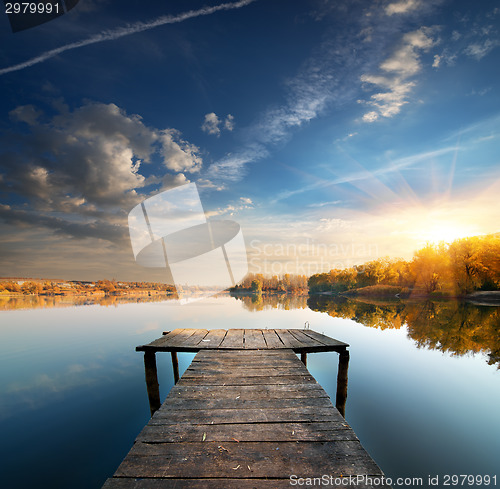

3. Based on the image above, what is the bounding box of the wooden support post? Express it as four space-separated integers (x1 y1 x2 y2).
144 351 161 417
300 352 307 367
336 349 349 417
171 350 179 384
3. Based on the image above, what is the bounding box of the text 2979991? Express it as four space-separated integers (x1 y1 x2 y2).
5 2 60 15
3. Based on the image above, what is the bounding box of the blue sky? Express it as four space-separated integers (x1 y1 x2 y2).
0 0 499 280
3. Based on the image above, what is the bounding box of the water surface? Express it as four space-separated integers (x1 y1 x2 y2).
0 294 498 488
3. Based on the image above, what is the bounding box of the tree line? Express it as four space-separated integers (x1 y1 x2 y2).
0 279 176 295
232 273 309 294
308 234 500 297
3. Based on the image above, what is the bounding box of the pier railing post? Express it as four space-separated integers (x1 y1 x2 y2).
144 351 161 417
335 349 349 417
171 350 179 384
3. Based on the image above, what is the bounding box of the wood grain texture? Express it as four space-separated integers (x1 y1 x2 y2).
103 478 391 489
103 347 389 488
219 328 245 348
115 440 382 478
137 329 349 352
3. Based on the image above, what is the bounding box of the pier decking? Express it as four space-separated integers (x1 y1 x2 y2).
136 328 349 353
102 329 389 488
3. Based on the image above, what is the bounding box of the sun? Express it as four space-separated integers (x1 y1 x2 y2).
420 223 473 244
404 204 483 246
388 204 482 250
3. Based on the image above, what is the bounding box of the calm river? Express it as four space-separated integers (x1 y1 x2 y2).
0 294 499 488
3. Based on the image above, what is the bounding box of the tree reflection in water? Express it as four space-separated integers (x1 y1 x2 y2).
4 291 498 368
231 292 309 312
0 293 176 311
308 295 500 369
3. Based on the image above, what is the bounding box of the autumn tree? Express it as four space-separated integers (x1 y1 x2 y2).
410 243 450 294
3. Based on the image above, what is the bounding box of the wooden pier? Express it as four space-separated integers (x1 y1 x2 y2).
102 329 390 488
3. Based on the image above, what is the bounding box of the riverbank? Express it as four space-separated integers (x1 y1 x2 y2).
310 284 500 304
229 288 308 296
0 277 177 298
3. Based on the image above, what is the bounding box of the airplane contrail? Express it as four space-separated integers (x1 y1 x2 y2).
0 0 258 76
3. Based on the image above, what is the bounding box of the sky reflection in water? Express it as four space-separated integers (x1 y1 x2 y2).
0 295 498 488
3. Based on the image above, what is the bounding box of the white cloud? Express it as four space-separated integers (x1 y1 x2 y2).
159 129 202 173
3 103 153 209
385 0 422 16
207 144 268 181
201 112 235 136
441 9 499 66
205 204 236 218
360 27 437 122
469 87 491 97
206 32 353 181
159 172 190 191
308 200 342 208
0 101 202 242
464 39 499 59
201 112 221 136
208 3 442 181
196 178 225 191
224 114 235 131
362 110 380 123
432 54 441 68
381 29 435 76
205 197 253 218
334 132 358 143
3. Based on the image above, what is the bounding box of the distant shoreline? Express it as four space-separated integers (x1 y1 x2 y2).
0 277 177 297
0 290 175 297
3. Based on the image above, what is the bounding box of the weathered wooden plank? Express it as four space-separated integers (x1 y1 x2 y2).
194 352 297 361
262 329 285 348
300 329 349 348
191 357 300 365
161 328 186 338
103 478 392 489
188 357 302 368
274 329 305 348
136 328 185 350
183 366 309 376
164 329 208 348
176 374 317 386
288 329 323 347
177 329 210 347
243 329 267 349
136 421 356 443
196 329 227 348
115 441 383 479
150 406 339 424
137 329 349 352
167 383 329 400
219 329 244 348
186 363 315 375
196 348 296 356
150 396 334 411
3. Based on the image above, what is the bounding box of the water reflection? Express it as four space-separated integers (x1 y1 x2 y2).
231 292 308 311
0 293 176 311
308 296 500 369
